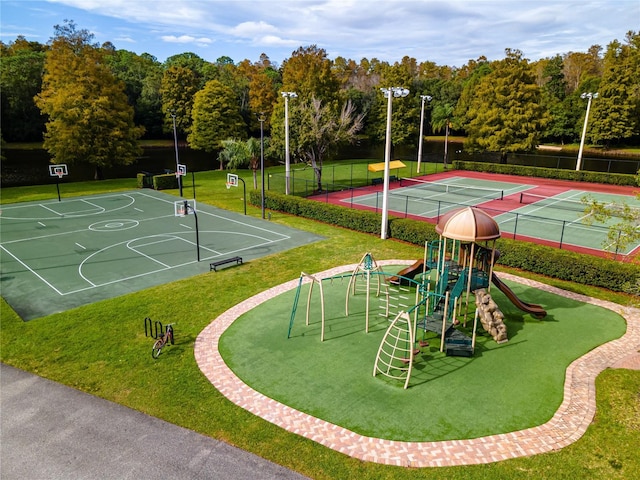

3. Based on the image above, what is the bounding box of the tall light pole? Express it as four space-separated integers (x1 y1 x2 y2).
576 92 598 171
257 112 266 219
171 111 182 197
380 86 410 240
443 117 450 170
281 91 297 194
416 94 432 173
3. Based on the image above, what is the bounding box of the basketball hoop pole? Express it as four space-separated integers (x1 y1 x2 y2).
238 177 246 215
183 201 201 262
55 178 61 202
226 174 247 215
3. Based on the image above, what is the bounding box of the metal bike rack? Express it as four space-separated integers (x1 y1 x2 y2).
144 317 165 339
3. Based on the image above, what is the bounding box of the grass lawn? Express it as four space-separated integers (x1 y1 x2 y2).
1 166 639 479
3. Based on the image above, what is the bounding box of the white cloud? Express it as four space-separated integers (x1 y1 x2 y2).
161 35 213 45
11 0 638 64
114 36 136 44
231 21 278 37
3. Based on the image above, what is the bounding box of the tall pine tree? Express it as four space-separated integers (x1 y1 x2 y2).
463 49 548 161
187 79 247 163
35 21 143 178
589 32 640 147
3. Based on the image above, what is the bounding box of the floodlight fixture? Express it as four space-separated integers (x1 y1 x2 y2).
576 92 598 171
380 86 410 239
417 95 433 173
281 91 298 194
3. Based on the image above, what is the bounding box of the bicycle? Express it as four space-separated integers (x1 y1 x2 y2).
152 323 175 359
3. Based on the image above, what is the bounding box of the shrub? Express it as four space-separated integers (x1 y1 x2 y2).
251 190 640 293
453 161 636 186
136 173 155 189
152 173 178 190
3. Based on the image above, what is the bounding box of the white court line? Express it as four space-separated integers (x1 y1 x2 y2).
0 193 137 220
72 231 282 294
80 198 107 213
0 245 64 295
136 189 292 239
1 227 93 246
4 191 294 295
39 203 65 217
518 190 587 217
126 238 171 269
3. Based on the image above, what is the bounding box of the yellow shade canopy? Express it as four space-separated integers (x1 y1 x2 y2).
367 160 406 172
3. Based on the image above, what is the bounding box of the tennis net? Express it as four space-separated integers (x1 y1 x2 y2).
519 192 593 213
399 178 504 200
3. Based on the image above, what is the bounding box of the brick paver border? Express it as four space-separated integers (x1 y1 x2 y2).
194 262 640 467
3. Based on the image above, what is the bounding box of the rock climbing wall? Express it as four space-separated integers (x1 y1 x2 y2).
474 288 508 344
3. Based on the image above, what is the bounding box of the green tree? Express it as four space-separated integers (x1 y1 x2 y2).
463 49 548 162
538 55 580 143
582 181 640 260
281 45 340 102
160 65 200 136
293 98 364 191
368 59 417 148
219 137 266 188
453 57 492 132
431 103 455 167
0 36 47 141
187 79 247 168
562 46 603 92
104 48 164 137
246 56 280 132
34 21 143 179
589 32 640 147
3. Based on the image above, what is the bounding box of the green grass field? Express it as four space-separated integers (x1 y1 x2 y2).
1 166 639 479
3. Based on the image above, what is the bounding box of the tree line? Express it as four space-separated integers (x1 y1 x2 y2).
1 20 638 182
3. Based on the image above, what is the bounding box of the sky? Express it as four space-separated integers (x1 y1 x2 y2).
1 0 638 67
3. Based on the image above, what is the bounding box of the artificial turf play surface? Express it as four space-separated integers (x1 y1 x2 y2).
219 266 626 442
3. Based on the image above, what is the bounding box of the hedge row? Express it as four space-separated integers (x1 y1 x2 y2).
250 190 639 294
453 161 637 186
136 173 178 190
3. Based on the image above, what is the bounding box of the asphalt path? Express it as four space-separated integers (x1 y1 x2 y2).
0 363 310 480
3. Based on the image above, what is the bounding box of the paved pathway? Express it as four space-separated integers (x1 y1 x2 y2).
195 262 640 468
0 363 309 480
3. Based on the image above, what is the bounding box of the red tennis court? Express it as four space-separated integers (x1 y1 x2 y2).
313 170 640 261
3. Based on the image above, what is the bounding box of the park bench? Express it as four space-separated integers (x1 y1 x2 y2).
371 175 397 186
210 256 243 272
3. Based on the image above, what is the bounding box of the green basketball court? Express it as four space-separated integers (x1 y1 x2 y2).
0 190 323 320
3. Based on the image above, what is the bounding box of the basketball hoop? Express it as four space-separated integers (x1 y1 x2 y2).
174 199 195 217
49 164 68 179
225 183 232 190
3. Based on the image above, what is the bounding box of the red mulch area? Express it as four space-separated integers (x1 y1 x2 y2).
311 170 639 262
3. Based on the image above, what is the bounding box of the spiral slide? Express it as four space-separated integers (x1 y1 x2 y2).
491 273 547 319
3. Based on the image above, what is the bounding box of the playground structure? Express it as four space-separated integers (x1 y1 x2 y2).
288 206 546 389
